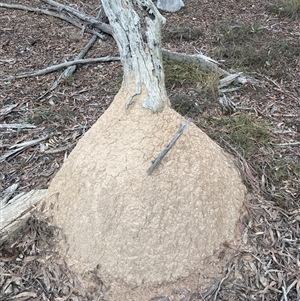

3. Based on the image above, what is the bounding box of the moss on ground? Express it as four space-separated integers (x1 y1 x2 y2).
164 59 220 100
208 114 271 154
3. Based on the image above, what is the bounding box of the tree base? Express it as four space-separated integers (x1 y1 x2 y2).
45 86 246 298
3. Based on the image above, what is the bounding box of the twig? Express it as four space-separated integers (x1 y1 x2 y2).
44 144 75 154
271 114 300 118
147 119 191 175
0 183 19 207
2 57 120 81
203 281 219 299
0 104 18 118
41 0 113 35
281 279 298 301
220 137 260 190
264 75 284 91
0 123 36 129
213 264 235 301
0 2 106 39
37 34 99 101
273 142 300 147
281 286 288 301
0 136 49 163
219 94 237 115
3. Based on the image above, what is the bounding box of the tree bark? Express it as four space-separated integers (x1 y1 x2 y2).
102 0 169 112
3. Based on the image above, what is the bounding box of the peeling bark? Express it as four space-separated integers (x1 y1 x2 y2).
102 0 169 112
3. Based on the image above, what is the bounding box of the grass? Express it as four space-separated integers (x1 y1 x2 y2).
215 22 273 71
164 59 220 99
212 21 300 78
207 114 271 155
269 0 300 20
162 23 203 42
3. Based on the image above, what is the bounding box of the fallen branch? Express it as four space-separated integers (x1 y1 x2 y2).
3 57 120 81
0 136 49 163
0 104 18 119
0 189 47 245
0 123 36 129
162 49 228 75
273 142 300 147
148 119 191 175
37 34 99 100
0 183 19 207
0 2 106 39
42 0 113 35
162 49 260 89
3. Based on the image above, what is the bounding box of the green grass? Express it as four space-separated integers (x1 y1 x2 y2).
164 59 220 100
208 114 271 154
269 0 300 20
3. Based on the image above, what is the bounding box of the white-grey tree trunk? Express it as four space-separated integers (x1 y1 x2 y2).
102 0 169 112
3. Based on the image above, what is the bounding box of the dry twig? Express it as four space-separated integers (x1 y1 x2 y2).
148 119 191 175
0 136 49 163
42 0 113 35
37 35 99 100
2 57 120 81
0 123 36 129
0 2 106 39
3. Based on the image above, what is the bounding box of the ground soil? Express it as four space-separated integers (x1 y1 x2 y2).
0 0 299 300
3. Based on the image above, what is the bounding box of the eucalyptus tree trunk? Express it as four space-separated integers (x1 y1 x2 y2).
102 0 168 112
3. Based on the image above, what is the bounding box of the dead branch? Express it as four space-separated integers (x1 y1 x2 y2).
273 142 300 147
0 189 47 245
41 0 113 35
147 119 191 175
37 35 99 101
0 136 49 163
0 183 19 207
0 104 18 119
1 1 260 91
0 2 106 39
0 0 259 94
3 57 120 81
0 123 36 129
162 48 228 75
162 49 260 89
